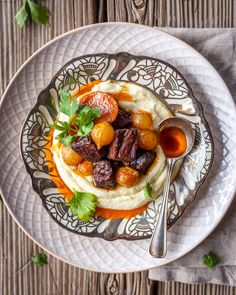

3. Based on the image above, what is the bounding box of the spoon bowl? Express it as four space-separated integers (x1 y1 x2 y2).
149 116 195 258
158 116 195 159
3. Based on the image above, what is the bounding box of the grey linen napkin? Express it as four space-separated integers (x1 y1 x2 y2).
149 28 236 286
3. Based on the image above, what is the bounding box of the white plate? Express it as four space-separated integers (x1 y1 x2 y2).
0 23 236 273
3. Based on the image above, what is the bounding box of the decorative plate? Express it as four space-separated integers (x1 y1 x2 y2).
20 52 213 241
1 23 236 272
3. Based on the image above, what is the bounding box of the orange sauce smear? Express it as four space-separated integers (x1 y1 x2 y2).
45 130 74 201
72 167 86 178
70 80 101 98
96 204 148 220
159 126 187 158
70 80 133 102
113 91 133 101
46 132 147 220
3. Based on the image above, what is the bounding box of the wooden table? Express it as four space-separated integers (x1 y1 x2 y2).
1 1 236 294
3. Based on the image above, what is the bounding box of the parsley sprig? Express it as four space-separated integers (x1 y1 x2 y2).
203 251 220 269
51 120 79 146
67 190 97 222
144 182 153 199
15 0 49 28
51 91 100 146
75 105 100 136
31 253 47 266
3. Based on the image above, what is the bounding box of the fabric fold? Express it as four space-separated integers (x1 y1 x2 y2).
149 28 236 286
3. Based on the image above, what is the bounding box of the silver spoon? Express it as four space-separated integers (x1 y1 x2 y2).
149 117 195 258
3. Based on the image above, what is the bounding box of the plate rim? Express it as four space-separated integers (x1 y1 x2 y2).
1 22 236 273
19 51 215 241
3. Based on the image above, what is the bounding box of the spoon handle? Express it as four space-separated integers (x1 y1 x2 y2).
149 158 175 258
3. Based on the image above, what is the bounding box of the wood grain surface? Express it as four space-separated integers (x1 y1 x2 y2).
0 1 236 294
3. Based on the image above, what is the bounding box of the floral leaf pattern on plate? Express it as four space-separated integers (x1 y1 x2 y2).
20 52 213 240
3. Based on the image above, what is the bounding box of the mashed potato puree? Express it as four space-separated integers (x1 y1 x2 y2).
52 81 180 210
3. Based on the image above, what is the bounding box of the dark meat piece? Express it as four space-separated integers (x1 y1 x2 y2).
112 109 131 129
108 128 138 162
125 149 156 174
110 160 121 171
71 136 105 162
93 160 115 189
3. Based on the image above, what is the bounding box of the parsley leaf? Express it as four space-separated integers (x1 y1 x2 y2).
60 135 79 146
74 106 100 137
55 130 67 140
51 121 79 146
27 0 49 26
51 121 70 131
50 90 100 145
15 0 49 28
15 1 29 27
31 253 47 266
144 182 153 199
203 251 220 269
76 106 100 126
51 120 78 146
59 91 79 117
77 121 94 137
67 191 97 222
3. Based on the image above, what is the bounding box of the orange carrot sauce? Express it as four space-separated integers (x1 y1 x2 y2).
96 204 148 220
113 91 133 101
70 80 101 99
71 80 133 102
72 167 86 178
45 130 73 201
159 126 187 158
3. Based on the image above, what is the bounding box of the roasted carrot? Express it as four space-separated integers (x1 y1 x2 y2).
80 91 119 123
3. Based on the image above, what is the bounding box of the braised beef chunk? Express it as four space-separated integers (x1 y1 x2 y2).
108 128 138 162
71 136 105 162
93 160 115 189
125 149 156 174
110 160 121 171
112 109 131 129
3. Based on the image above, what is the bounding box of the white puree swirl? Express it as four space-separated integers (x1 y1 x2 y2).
52 81 180 210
